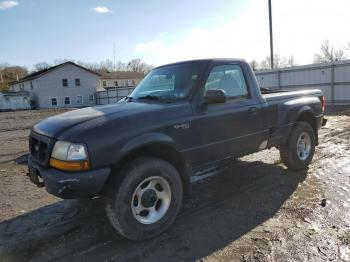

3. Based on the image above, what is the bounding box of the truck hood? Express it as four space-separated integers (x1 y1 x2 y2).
33 102 167 138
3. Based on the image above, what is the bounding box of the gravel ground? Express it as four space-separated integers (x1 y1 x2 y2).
0 107 349 262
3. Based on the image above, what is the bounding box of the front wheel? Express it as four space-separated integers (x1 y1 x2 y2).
279 122 316 171
105 157 183 241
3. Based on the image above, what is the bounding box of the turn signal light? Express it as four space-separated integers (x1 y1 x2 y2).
49 158 90 171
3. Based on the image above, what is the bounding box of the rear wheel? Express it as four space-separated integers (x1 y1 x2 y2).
279 122 315 171
105 157 183 241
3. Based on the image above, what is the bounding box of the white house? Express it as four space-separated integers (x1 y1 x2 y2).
9 62 101 109
100 71 144 90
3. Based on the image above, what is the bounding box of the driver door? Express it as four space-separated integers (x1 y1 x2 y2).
188 64 265 167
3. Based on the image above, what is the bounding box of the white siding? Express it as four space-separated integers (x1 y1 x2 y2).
8 64 100 109
0 93 31 111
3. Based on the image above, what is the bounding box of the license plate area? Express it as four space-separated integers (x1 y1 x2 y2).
28 167 44 187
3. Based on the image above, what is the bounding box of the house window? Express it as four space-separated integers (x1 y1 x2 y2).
62 79 68 87
51 98 58 107
114 81 118 87
30 81 33 90
125 80 129 87
75 78 80 86
132 80 136 86
76 95 83 105
64 96 71 105
102 80 106 87
88 94 94 104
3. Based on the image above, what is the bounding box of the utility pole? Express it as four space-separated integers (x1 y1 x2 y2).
113 44 116 72
268 0 274 69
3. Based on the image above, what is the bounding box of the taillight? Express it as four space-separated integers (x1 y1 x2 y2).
321 95 326 113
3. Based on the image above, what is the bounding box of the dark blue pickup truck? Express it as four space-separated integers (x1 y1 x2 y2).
27 59 326 240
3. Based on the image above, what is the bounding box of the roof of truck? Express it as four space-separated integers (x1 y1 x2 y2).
154 58 247 69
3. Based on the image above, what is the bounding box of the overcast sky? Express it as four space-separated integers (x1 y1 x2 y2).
1 0 350 69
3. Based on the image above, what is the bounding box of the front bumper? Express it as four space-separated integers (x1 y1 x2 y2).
27 155 110 199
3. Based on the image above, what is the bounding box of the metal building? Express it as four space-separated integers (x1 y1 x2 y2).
255 59 350 104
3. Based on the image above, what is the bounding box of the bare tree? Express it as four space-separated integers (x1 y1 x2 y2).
54 58 70 65
287 55 297 67
127 58 147 73
314 40 347 63
115 61 127 71
33 62 51 72
143 64 154 74
259 53 291 69
99 59 114 72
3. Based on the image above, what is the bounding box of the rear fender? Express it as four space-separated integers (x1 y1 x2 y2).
273 97 319 145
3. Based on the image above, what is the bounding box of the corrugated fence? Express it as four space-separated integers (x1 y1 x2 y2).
255 59 350 105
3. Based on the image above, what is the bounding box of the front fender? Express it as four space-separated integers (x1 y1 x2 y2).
117 133 178 161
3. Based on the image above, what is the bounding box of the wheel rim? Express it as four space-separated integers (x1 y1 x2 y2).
297 132 311 160
131 176 171 224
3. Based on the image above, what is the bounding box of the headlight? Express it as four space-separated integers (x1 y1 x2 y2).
50 141 89 171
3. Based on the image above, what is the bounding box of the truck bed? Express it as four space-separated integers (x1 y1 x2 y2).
261 88 323 103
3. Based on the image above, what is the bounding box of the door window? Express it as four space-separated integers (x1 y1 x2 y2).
205 64 248 100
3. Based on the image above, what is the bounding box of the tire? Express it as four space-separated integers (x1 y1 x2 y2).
105 157 183 241
279 121 316 171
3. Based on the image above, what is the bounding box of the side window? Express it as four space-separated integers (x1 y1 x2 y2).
64 96 71 105
51 98 58 106
204 64 248 100
75 78 80 87
62 79 68 87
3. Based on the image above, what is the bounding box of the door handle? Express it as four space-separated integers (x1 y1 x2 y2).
249 107 257 115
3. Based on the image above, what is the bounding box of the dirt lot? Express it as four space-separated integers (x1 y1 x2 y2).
0 107 349 262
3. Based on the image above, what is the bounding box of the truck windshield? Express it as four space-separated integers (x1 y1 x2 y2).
129 62 203 102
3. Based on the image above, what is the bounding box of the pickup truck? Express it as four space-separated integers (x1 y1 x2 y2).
27 59 327 241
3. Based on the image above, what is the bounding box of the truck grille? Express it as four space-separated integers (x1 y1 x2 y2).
29 132 55 167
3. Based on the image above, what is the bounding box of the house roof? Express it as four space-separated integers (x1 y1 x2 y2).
100 71 145 80
12 61 101 84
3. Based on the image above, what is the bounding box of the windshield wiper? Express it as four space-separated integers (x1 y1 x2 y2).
124 96 134 102
137 95 161 100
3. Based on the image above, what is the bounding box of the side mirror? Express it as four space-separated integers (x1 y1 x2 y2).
204 89 226 104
